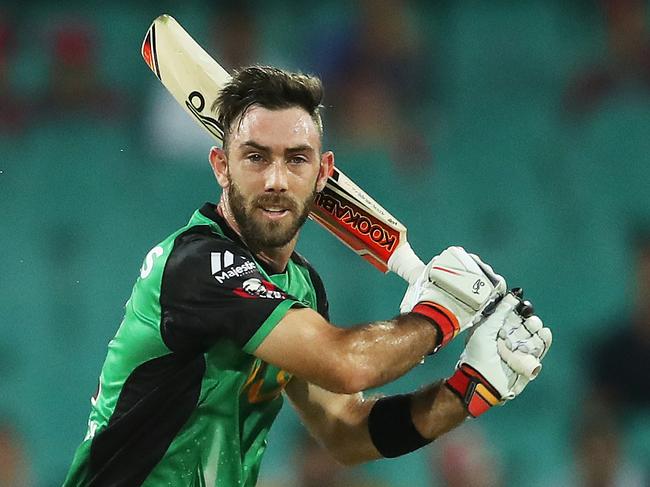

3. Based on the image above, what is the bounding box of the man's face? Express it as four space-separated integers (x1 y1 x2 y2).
222 106 325 250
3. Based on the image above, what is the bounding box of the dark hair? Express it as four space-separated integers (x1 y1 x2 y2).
212 65 324 149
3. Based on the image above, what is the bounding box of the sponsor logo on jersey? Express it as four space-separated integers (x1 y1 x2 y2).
211 251 257 283
234 278 287 300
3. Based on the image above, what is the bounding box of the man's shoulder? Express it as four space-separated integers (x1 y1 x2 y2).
165 203 248 260
173 224 236 249
137 204 253 286
166 225 254 275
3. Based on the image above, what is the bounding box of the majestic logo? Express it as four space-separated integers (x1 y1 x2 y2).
235 278 287 300
211 251 256 284
472 278 485 295
211 251 234 274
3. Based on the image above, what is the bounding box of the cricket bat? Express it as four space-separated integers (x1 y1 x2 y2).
141 14 424 284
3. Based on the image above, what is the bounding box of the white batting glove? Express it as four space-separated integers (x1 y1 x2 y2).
400 246 506 351
444 291 552 417
497 306 552 396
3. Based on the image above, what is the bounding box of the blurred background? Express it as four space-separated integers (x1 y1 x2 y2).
1 0 649 485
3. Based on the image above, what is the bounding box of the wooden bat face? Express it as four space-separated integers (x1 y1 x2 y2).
309 168 405 272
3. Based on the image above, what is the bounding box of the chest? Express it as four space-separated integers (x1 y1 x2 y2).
201 343 291 409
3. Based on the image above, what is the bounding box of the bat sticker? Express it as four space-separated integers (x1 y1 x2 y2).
185 91 224 140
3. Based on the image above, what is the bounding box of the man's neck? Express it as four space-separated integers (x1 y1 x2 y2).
216 198 296 274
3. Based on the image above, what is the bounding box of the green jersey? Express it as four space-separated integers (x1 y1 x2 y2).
63 203 329 487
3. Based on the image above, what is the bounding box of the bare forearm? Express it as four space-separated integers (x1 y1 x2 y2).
410 381 467 440
255 308 438 394
339 314 438 391
341 382 466 464
287 378 467 466
285 379 380 465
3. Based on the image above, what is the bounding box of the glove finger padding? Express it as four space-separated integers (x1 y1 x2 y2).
401 247 507 351
498 315 551 362
497 340 542 380
445 292 554 417
536 327 553 360
522 315 543 334
445 294 521 417
495 311 552 405
509 372 532 397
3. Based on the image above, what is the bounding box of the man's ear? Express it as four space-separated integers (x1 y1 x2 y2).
209 146 229 188
317 151 335 192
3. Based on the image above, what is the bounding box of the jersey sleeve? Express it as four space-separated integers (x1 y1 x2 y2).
159 227 305 354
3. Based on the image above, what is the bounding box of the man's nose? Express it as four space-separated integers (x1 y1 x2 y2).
264 160 289 192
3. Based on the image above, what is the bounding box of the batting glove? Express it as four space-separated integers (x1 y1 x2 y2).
400 246 506 351
496 299 552 396
445 291 552 417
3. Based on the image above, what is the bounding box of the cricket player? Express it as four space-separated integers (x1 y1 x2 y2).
63 66 551 486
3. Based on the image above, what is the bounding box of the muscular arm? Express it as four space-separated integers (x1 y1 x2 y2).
284 376 466 465
254 307 437 394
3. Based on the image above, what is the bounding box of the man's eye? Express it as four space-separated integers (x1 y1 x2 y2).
248 154 263 163
289 156 308 164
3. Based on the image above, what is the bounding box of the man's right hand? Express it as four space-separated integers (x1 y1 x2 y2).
400 246 506 351
444 291 552 417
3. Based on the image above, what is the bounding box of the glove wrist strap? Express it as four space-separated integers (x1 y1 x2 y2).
411 302 459 352
445 364 502 417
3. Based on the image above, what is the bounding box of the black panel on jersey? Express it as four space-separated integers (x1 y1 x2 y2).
88 353 205 486
160 225 301 353
198 203 291 277
199 203 330 321
199 203 245 246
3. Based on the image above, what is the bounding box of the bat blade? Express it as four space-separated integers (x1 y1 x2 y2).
142 15 424 283
310 167 424 283
309 167 404 272
142 14 229 142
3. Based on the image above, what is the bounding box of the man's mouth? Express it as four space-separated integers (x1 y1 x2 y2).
259 207 290 219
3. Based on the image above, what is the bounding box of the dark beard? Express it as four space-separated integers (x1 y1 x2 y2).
228 180 316 251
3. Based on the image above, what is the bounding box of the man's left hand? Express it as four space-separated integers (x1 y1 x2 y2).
400 246 506 351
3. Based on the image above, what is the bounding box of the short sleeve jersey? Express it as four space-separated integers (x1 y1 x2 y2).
63 203 329 487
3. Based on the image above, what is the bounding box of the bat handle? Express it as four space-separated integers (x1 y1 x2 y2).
387 242 425 285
